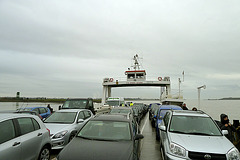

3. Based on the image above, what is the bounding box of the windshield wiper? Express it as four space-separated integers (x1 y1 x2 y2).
187 132 212 136
170 130 188 134
77 136 94 140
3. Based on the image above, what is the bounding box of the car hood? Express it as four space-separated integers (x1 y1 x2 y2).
59 138 133 160
44 123 73 135
169 132 234 153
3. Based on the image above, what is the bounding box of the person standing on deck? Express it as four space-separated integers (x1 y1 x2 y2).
220 114 236 143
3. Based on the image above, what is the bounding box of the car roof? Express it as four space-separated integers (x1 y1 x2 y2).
171 110 209 117
55 109 87 113
92 114 130 122
20 106 47 109
159 105 183 110
111 107 131 110
0 113 37 121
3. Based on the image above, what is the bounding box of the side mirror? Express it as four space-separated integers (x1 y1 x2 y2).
159 125 166 131
134 134 144 140
77 119 84 123
58 106 62 110
222 130 228 135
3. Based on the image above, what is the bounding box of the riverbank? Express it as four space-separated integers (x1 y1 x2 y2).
0 97 102 103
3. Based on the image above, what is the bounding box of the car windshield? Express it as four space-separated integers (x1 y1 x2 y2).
110 109 130 114
169 116 222 136
62 100 87 109
106 101 119 106
44 112 77 124
77 121 131 141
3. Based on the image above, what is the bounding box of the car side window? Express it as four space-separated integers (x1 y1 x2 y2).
44 108 49 112
77 111 85 120
32 118 40 130
17 118 35 135
39 108 46 114
33 108 40 114
163 112 170 127
131 121 137 136
88 100 93 107
0 120 16 144
83 111 91 119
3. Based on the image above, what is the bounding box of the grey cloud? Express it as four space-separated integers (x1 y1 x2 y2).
1 0 240 99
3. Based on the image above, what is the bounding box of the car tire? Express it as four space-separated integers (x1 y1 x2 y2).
160 145 165 160
69 134 75 142
38 146 50 160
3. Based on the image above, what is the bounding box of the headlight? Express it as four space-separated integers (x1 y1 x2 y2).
227 147 240 160
169 143 186 157
52 130 68 139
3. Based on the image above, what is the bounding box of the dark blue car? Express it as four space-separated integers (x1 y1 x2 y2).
18 106 51 119
155 105 182 140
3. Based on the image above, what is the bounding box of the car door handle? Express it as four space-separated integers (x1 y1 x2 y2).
13 142 21 146
38 133 43 136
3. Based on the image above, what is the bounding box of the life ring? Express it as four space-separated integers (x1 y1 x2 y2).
158 77 162 81
109 78 113 82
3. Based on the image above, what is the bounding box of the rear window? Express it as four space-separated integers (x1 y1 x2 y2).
78 121 131 141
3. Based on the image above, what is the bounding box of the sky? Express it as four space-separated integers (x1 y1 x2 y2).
0 0 240 99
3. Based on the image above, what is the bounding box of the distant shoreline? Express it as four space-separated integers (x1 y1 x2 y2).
0 97 102 103
208 97 240 100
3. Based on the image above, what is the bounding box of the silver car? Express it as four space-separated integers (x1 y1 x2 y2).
44 109 93 149
159 110 240 160
0 113 51 160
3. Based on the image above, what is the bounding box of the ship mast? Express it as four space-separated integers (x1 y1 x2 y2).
132 54 141 70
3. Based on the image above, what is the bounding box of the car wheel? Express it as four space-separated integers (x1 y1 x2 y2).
160 145 165 160
69 134 75 142
38 146 50 160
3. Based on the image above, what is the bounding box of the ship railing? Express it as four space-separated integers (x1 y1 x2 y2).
103 76 170 82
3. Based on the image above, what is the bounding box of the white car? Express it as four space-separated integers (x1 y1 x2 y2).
159 110 240 160
44 109 93 149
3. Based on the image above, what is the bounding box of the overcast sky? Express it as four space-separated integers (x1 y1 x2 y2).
0 0 240 99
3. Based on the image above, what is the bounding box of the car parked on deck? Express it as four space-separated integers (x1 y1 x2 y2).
18 106 51 119
159 110 240 160
155 105 182 140
44 109 93 150
0 113 51 160
109 107 134 118
57 114 144 160
149 103 161 120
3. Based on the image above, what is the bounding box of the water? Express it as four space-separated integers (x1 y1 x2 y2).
0 102 63 112
0 99 239 122
127 99 240 122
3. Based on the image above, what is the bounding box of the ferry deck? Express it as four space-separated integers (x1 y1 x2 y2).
50 112 163 160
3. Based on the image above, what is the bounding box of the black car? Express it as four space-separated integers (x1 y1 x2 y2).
57 114 144 160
